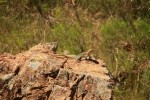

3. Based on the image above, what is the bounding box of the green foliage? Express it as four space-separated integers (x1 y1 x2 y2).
134 19 150 51
142 68 150 99
78 0 150 19
143 68 150 83
101 18 150 99
0 0 6 4
48 22 84 54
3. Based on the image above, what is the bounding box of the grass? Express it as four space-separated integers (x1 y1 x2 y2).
0 0 150 99
101 18 150 99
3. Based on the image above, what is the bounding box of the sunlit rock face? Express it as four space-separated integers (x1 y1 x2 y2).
0 43 112 100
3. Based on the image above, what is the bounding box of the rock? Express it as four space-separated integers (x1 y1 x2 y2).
0 43 112 100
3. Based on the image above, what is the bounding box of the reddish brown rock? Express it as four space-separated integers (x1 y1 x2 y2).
0 43 112 100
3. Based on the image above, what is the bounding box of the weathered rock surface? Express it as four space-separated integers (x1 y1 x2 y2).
0 43 112 100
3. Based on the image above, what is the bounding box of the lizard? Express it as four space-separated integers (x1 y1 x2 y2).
56 49 98 63
75 49 95 61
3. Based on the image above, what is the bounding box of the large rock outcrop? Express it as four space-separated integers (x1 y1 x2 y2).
0 43 112 100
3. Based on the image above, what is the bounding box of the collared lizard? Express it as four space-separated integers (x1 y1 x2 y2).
56 49 98 63
75 49 95 61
